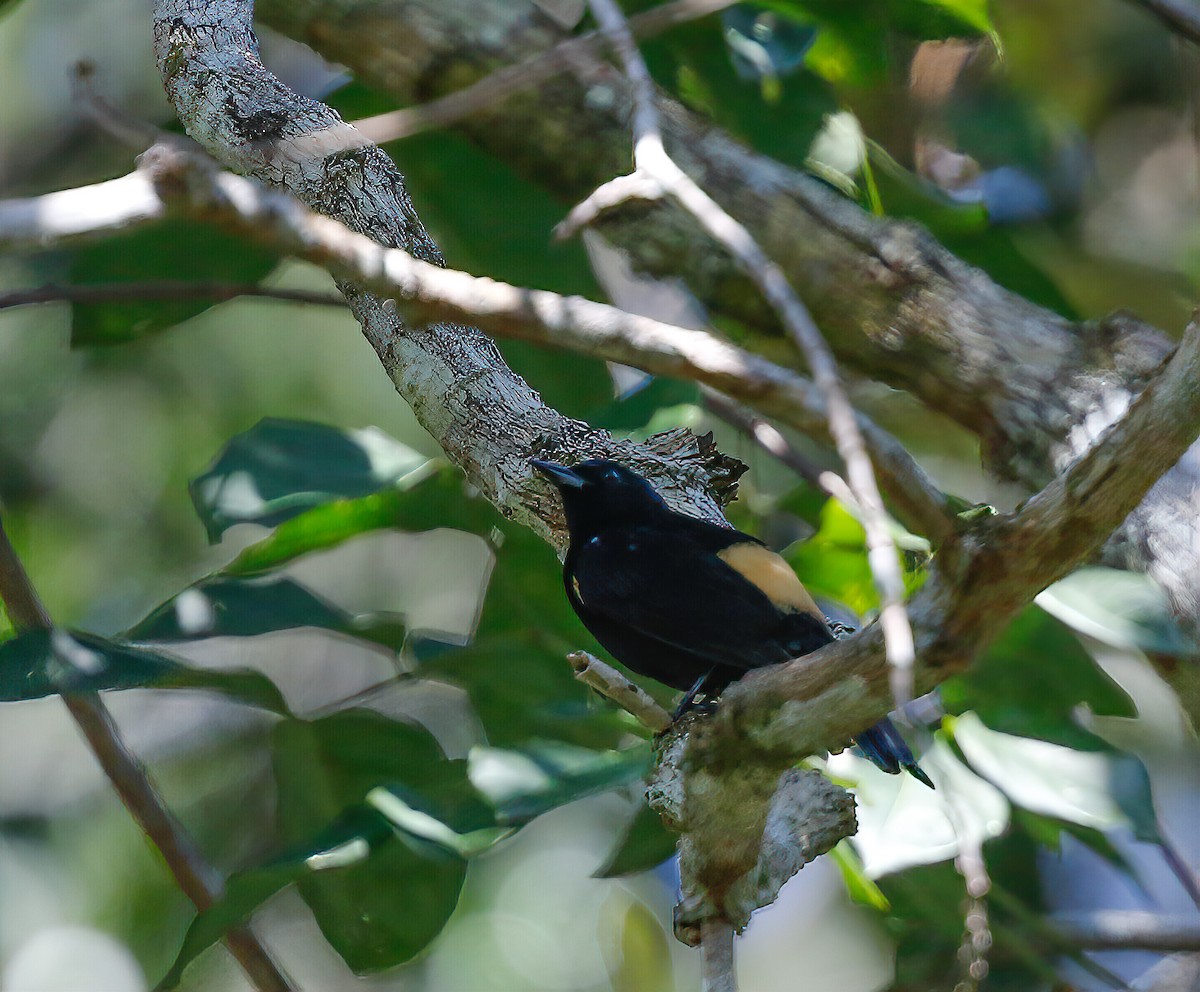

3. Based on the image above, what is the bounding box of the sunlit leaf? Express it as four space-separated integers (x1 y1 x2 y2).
271 711 477 973
125 574 363 642
952 713 1129 831
940 605 1134 750
837 732 1009 877
784 498 928 615
468 740 652 823
0 628 288 713
191 418 432 541
1038 566 1200 658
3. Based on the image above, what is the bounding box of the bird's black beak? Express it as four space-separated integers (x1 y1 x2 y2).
531 459 585 489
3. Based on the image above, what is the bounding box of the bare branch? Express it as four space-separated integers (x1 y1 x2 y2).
1050 911 1200 951
700 918 736 992
0 282 346 311
0 518 293 992
575 0 917 708
568 650 672 733
351 0 741 144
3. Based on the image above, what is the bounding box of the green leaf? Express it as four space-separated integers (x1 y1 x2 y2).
0 628 288 713
66 220 278 346
918 0 994 37
829 840 890 911
191 418 432 541
783 498 927 616
125 574 366 642
941 605 1135 750
159 808 394 989
952 713 1130 832
467 740 652 823
271 711 477 973
594 801 679 878
639 7 836 169
1010 808 1132 874
589 379 701 434
1038 566 1200 658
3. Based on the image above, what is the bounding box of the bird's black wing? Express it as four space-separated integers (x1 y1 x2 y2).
569 524 830 671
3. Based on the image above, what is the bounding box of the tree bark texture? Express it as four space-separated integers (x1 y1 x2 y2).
254 0 1200 653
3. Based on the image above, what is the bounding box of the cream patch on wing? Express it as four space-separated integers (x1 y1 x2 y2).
717 542 821 617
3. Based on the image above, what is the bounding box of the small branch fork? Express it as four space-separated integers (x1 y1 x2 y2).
0 519 294 992
562 0 919 712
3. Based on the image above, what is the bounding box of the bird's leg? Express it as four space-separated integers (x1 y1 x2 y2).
672 670 721 721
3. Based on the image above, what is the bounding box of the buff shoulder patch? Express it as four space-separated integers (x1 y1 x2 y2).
718 542 821 617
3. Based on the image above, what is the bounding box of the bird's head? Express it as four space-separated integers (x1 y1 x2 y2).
531 458 667 535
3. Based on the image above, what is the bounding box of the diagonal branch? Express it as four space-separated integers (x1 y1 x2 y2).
0 518 294 992
571 0 918 709
0 155 955 544
0 281 345 310
695 316 1200 770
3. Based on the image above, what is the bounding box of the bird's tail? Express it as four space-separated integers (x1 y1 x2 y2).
854 718 934 789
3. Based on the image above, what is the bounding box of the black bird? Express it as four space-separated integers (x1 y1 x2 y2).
532 457 932 788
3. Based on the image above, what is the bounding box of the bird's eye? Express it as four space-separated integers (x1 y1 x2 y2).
604 467 622 480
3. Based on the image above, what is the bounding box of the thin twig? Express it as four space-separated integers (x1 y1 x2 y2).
0 282 345 311
0 517 294 992
699 917 736 992
570 0 918 709
350 0 741 144
700 388 825 487
568 650 672 733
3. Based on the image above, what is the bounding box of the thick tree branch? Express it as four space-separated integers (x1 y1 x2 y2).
253 0 1200 657
694 319 1200 770
151 0 733 551
352 0 742 144
0 518 293 992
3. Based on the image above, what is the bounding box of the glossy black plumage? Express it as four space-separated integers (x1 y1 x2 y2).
533 457 932 788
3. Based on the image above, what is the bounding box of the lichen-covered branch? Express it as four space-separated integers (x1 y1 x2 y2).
151 0 730 548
